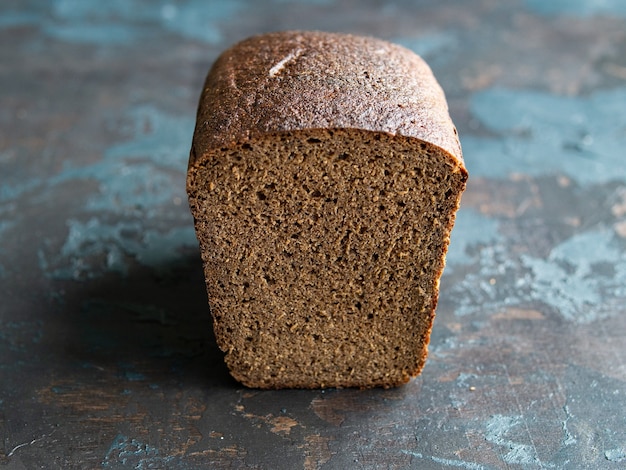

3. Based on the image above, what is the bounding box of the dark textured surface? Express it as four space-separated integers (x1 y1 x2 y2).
1 0 625 468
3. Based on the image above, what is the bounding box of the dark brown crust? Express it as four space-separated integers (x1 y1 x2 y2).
189 30 464 171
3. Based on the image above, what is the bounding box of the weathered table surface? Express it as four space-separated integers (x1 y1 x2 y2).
1 1 625 468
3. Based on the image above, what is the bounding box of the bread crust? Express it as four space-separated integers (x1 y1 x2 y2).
189 31 464 172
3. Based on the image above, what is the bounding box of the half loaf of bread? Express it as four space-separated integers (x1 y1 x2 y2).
187 31 467 389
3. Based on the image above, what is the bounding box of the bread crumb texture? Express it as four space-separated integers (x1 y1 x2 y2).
187 31 467 389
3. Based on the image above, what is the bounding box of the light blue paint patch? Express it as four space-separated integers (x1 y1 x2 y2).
450 227 625 322
456 372 479 389
394 31 457 60
51 0 137 20
103 434 171 469
429 456 488 470
521 228 626 323
135 225 198 268
0 11 41 29
31 0 240 46
401 450 488 470
105 105 194 171
427 333 460 358
450 243 530 316
605 448 626 462
39 218 197 280
0 178 42 203
39 104 197 280
485 415 542 466
464 87 626 185
44 0 147 45
525 0 626 18
50 105 193 216
2 1 242 46
450 242 527 317
53 161 179 214
446 209 501 269
43 23 138 45
160 0 243 44
49 218 138 278
561 405 577 447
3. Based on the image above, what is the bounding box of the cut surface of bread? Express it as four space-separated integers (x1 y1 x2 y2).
187 31 467 389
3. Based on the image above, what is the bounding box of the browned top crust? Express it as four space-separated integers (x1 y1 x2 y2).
190 30 464 169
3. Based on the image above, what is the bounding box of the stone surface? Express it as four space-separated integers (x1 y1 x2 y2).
1 0 625 468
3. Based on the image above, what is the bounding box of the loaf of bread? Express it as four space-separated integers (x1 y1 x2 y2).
187 31 467 389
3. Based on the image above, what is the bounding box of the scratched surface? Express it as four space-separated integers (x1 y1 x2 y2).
1 0 625 468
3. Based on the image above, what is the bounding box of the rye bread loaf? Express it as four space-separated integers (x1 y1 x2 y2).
187 31 467 389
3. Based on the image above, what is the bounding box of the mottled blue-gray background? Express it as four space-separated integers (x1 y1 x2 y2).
1 0 625 468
